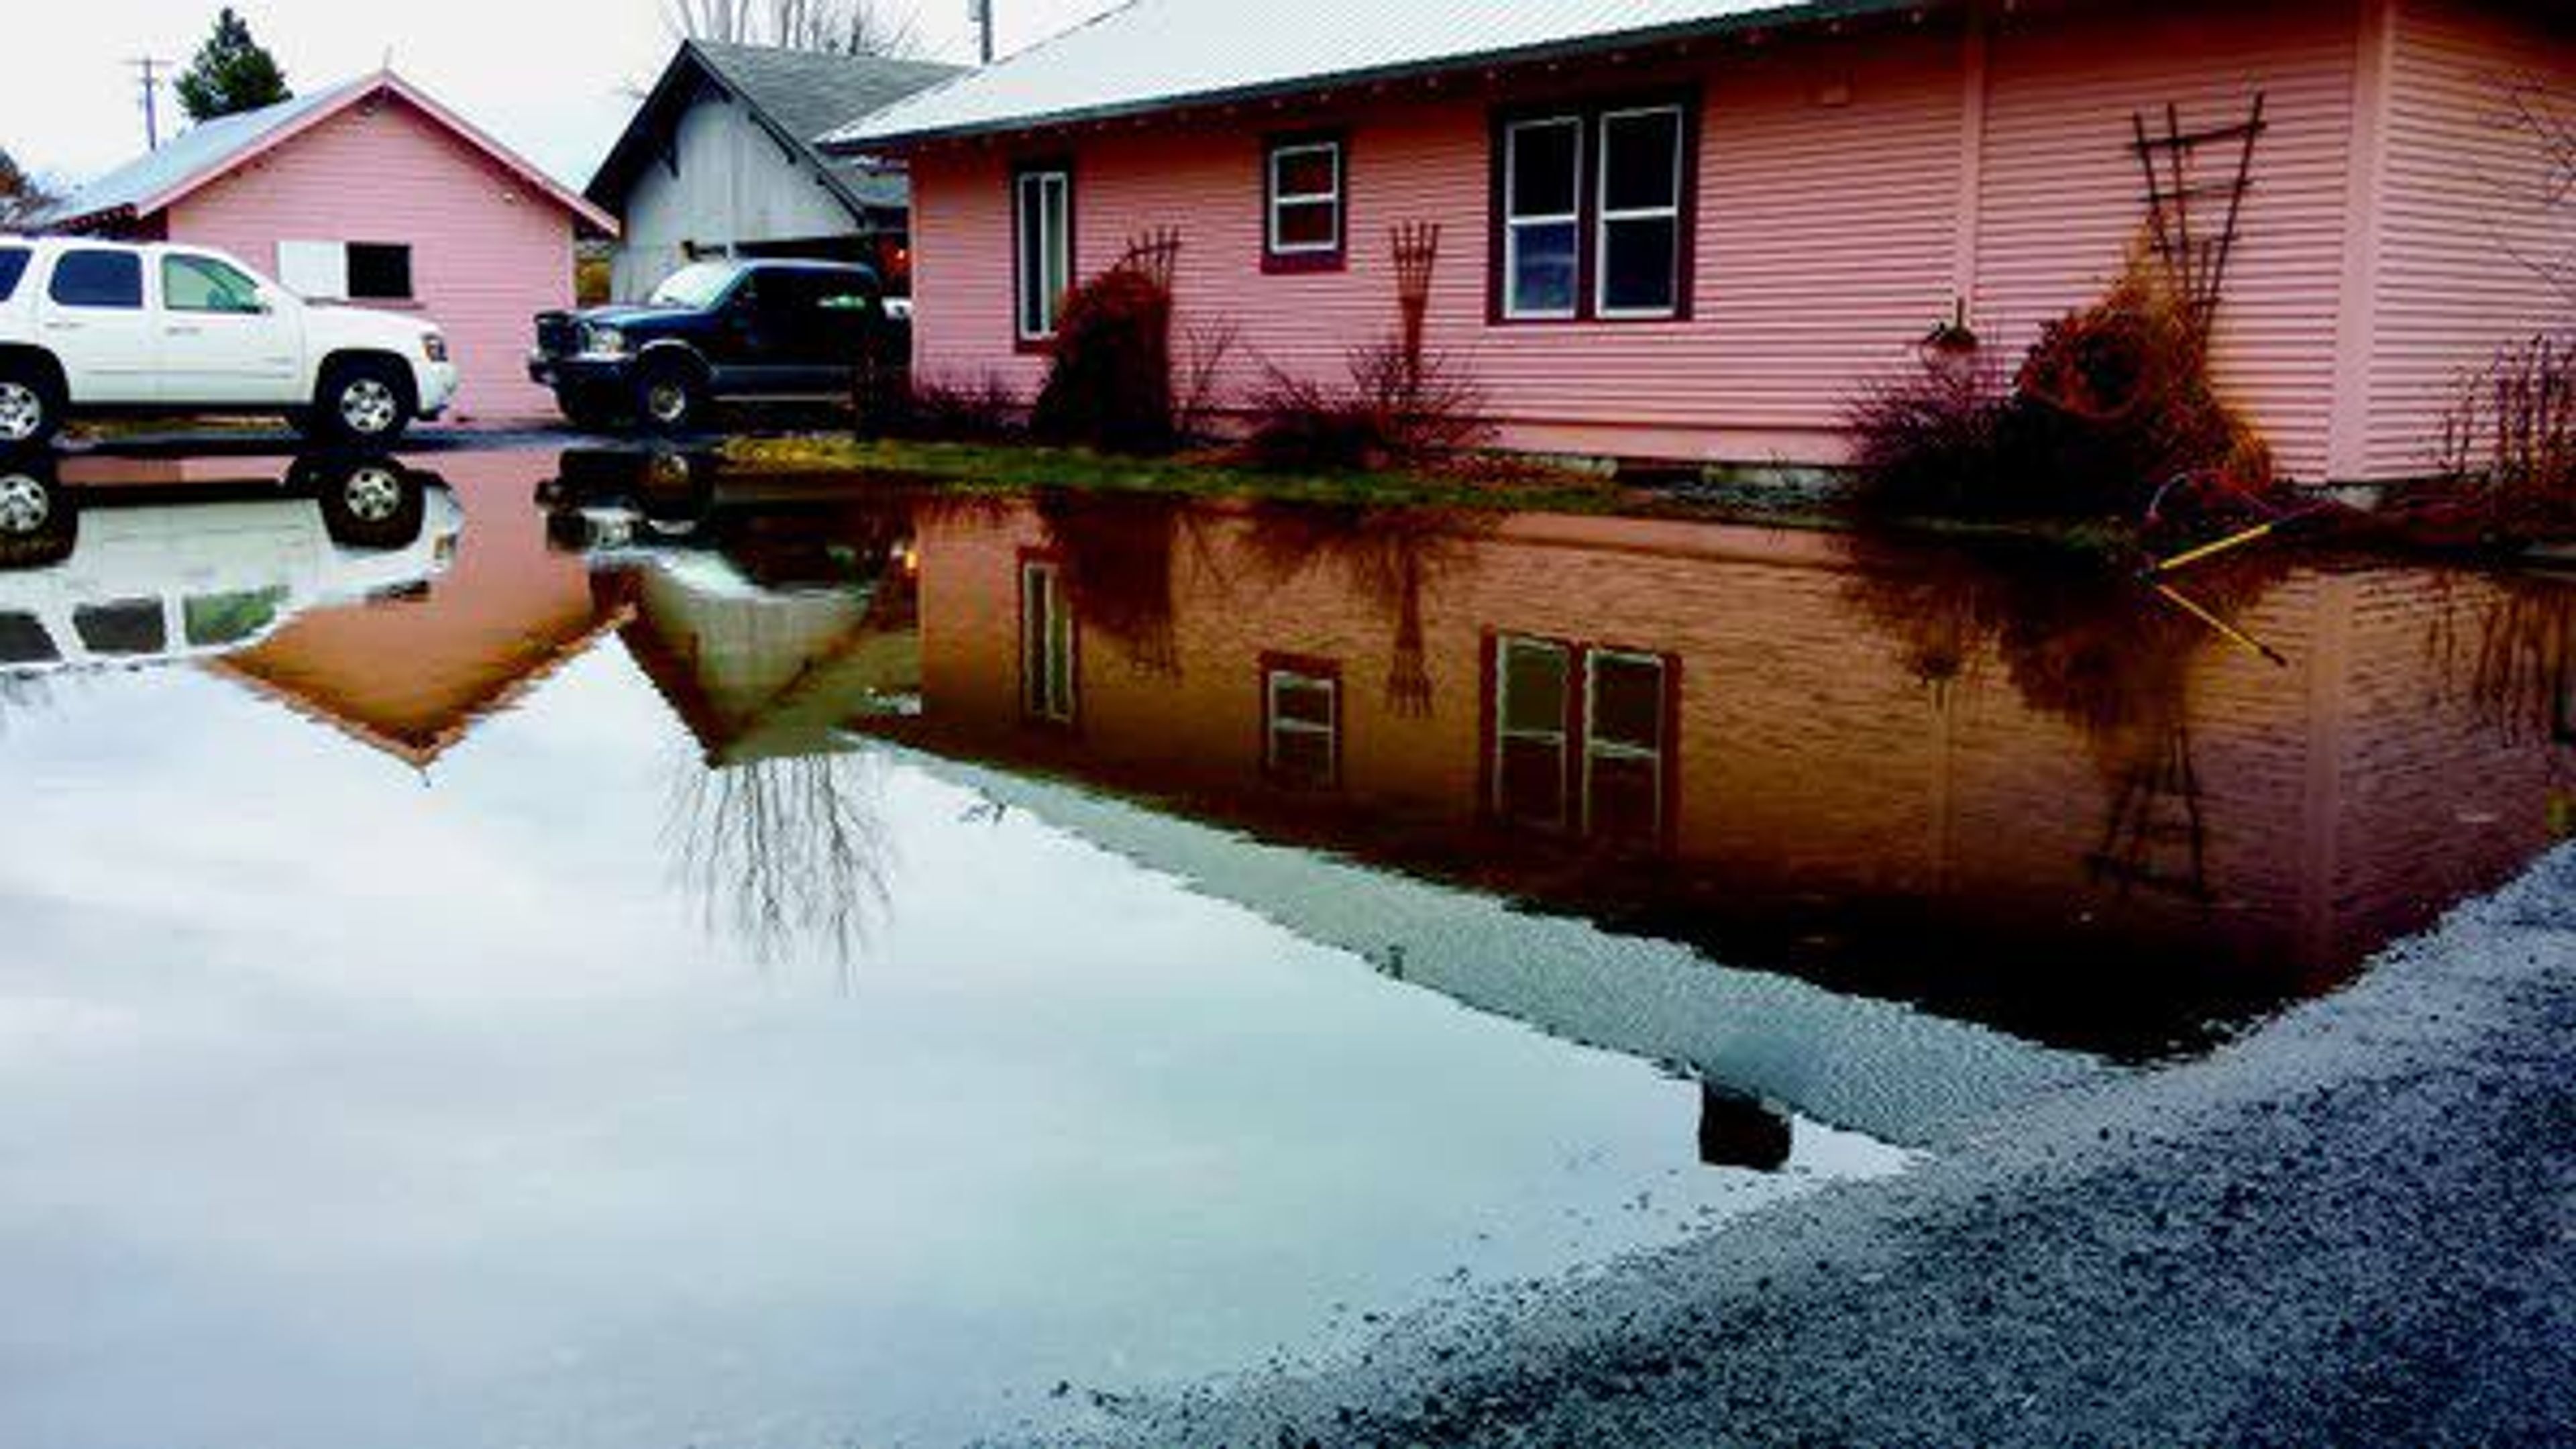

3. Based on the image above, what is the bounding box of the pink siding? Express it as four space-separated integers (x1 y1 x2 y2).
166 93 578 423
908 0 2570 482
2359 0 2576 480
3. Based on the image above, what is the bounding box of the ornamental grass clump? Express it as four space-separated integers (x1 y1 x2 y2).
1845 247 2273 523
2424 333 2576 540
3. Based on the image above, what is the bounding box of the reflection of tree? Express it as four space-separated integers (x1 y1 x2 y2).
1036 488 1185 678
665 751 892 982
1845 541 2285 902
2430 573 2576 747
1236 503 1498 715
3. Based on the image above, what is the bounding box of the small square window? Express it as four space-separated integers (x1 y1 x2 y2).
347 244 414 302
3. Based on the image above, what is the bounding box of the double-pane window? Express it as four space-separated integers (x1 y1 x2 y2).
1497 101 1690 322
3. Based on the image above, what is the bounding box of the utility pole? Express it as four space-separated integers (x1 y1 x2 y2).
129 57 172 151
969 0 994 64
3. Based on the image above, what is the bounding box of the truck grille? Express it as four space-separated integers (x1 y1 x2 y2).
533 313 581 360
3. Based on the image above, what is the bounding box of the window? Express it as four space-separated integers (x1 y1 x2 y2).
1020 558 1075 723
73 600 164 657
1263 660 1340 789
347 244 414 301
0 612 57 666
1502 117 1582 320
1596 107 1685 317
183 588 287 648
161 255 265 315
1584 650 1669 841
1265 137 1344 268
277 240 414 302
1493 98 1694 323
1013 166 1073 342
48 250 143 310
0 248 29 303
1488 635 1676 843
1494 636 1573 826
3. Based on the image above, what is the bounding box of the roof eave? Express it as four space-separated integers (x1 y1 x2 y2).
820 0 1936 154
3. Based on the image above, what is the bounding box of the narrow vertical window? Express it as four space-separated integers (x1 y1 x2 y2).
1020 559 1075 723
1595 107 1684 318
1266 137 1344 268
1502 117 1582 320
1493 636 1573 826
1583 650 1670 841
1014 166 1072 342
1263 663 1340 788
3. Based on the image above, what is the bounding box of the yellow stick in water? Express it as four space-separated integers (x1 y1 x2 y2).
2148 520 2279 578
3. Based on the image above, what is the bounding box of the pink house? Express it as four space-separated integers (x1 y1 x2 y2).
829 0 2575 484
45 72 616 423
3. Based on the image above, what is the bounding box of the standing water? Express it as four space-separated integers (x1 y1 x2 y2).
1 445 2566 1446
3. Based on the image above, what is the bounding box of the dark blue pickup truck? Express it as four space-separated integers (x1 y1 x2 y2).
528 259 901 434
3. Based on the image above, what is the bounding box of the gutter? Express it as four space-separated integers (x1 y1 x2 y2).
819 0 1941 154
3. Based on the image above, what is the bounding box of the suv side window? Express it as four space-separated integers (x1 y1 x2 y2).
50 250 145 310
0 248 29 303
162 254 266 315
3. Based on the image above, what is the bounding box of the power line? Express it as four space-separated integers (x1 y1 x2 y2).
127 56 174 151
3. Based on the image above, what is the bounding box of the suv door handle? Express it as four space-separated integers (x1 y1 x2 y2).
43 320 83 333
166 325 203 337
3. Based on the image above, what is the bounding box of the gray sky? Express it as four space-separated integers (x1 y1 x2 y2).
0 0 1128 191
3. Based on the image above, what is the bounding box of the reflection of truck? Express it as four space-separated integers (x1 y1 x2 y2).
0 454 464 676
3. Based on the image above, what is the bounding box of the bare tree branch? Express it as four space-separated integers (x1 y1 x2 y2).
665 0 924 56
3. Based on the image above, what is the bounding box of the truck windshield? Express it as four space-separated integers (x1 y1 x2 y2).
649 263 743 310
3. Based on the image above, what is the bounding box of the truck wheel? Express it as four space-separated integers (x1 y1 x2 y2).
634 359 709 436
0 464 75 570
554 385 626 433
0 362 60 447
309 457 428 549
317 359 416 445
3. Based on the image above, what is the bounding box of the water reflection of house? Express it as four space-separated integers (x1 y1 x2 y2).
618 551 921 767
856 494 2575 1062
208 454 637 768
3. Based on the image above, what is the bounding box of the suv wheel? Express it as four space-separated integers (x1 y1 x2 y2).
319 360 415 445
0 465 75 570
0 364 59 447
635 359 708 436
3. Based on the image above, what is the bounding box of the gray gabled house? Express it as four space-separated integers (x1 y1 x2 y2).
587 42 963 303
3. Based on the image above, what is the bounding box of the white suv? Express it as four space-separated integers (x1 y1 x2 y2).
0 236 458 447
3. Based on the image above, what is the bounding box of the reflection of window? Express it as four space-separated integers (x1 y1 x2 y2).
1013 166 1072 341
183 588 286 648
1266 137 1344 266
162 255 265 315
0 612 58 665
1020 558 1075 723
1585 650 1669 841
1263 659 1340 789
74 600 164 656
1495 636 1572 826
1489 635 1676 842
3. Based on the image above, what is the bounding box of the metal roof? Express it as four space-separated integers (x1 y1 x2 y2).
588 42 965 221
42 72 614 235
824 0 1921 148
42 78 371 227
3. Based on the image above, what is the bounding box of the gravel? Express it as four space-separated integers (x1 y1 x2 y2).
1077 845 2576 1447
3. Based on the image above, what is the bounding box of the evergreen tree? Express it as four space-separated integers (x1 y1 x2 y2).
174 9 292 123
0 146 53 228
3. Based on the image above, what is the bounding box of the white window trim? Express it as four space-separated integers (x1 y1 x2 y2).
1493 635 1573 824
1267 141 1344 257
1502 116 1583 322
1264 668 1340 782
1014 169 1071 342
1593 105 1686 321
1580 648 1669 835
1020 559 1075 722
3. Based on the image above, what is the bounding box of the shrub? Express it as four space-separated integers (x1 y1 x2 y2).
2430 333 2576 537
1030 266 1176 454
903 370 1026 442
1845 350 2015 517
1242 335 1490 472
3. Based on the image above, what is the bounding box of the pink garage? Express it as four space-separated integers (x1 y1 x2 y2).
43 72 615 424
830 0 2575 484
